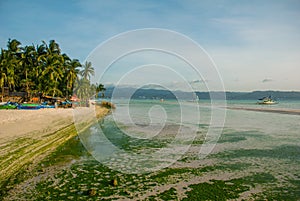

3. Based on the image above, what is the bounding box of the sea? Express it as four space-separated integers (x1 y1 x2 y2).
77 99 300 198
8 99 299 200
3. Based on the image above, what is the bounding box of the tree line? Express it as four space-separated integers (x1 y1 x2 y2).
0 39 105 101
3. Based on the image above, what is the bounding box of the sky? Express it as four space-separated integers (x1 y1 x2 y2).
0 0 299 92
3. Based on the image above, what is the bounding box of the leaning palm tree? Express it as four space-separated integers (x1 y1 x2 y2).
80 61 95 81
65 59 81 98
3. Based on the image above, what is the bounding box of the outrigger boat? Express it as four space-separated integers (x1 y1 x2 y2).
257 96 277 105
18 103 41 110
0 102 18 109
17 103 55 109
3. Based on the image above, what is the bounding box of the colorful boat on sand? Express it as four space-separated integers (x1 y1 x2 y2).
18 103 41 110
40 103 55 109
0 102 18 109
18 102 56 109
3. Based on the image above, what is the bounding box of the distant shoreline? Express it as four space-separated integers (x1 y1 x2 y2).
227 106 300 116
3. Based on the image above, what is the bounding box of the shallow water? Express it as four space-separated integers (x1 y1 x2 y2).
3 99 299 200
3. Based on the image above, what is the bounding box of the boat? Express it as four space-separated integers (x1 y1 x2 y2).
257 96 277 105
0 102 18 109
18 103 41 110
40 103 55 109
0 102 7 106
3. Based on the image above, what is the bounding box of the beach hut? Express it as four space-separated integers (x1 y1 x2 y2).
70 94 80 102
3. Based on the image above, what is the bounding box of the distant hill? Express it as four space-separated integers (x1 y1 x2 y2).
223 91 300 100
104 87 300 101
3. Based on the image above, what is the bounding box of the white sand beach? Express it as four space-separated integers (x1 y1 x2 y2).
0 107 110 143
0 109 73 143
0 107 110 187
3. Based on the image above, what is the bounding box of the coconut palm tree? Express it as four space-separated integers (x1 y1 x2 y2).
0 38 83 100
65 59 81 98
80 61 95 81
7 39 22 54
4 51 19 91
74 78 91 106
0 49 8 101
41 54 64 97
4 39 22 91
48 40 61 55
19 45 36 96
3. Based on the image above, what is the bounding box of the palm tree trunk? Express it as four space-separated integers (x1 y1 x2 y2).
1 87 3 102
52 77 58 97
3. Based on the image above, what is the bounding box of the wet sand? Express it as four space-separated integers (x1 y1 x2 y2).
227 106 300 115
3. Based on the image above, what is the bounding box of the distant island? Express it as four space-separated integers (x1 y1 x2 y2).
104 87 300 101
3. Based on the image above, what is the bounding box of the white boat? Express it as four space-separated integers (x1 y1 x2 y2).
257 96 277 105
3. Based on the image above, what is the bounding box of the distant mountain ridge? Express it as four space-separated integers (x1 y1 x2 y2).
104 87 300 100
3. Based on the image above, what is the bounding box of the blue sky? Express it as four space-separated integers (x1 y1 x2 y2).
1 0 299 91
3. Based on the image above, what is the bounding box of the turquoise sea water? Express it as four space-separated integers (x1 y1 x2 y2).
74 99 300 198
84 99 300 173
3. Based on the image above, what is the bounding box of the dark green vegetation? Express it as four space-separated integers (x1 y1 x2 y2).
99 119 171 151
215 144 300 161
256 178 300 200
0 124 78 198
149 187 178 200
1 122 299 200
4 134 295 200
183 180 249 201
217 130 267 143
0 38 105 101
183 173 276 201
1 141 250 200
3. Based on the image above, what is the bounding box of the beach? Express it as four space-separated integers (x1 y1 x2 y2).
0 107 110 143
0 106 110 198
0 109 73 142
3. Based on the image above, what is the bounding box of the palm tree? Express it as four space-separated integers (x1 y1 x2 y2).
35 43 47 93
74 78 91 106
48 40 61 55
0 38 83 100
7 39 21 54
4 39 22 92
0 49 8 101
41 54 64 97
80 61 95 81
65 59 81 98
19 45 36 96
5 51 19 91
